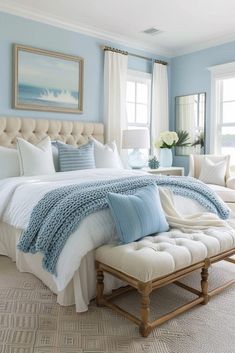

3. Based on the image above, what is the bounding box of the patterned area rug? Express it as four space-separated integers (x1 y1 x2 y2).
0 255 235 353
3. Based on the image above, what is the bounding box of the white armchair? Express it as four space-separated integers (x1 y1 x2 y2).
188 154 235 213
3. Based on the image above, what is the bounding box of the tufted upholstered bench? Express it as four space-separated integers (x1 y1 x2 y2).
95 232 235 337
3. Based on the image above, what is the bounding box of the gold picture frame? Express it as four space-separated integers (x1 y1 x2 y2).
13 44 84 114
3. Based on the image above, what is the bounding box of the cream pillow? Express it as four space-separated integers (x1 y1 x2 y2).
17 137 55 176
199 157 227 186
91 138 123 169
0 146 20 179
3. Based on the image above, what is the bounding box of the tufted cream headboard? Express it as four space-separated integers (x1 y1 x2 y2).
0 117 104 148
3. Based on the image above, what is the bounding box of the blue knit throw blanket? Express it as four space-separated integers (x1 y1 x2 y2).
17 175 230 275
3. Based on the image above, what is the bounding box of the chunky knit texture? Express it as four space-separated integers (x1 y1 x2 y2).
17 175 230 275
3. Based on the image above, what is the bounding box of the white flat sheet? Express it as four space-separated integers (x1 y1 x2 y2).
0 169 206 294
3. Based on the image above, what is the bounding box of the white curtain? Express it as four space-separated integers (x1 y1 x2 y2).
104 50 128 151
151 62 169 152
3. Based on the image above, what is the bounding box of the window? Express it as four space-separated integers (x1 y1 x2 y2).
126 70 151 129
210 62 235 167
219 78 235 165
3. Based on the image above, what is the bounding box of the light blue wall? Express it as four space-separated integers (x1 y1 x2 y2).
2 10 235 172
171 41 235 173
0 11 169 122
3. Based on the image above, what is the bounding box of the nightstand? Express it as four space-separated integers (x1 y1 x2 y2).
143 167 185 176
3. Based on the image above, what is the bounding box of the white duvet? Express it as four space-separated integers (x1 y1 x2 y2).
0 169 206 291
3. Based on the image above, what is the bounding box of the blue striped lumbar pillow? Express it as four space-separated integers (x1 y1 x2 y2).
55 140 95 172
107 184 169 244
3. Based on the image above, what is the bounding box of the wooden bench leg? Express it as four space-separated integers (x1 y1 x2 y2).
138 282 152 337
201 259 210 305
96 264 105 307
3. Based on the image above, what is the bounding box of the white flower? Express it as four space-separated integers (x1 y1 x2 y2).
155 139 163 149
160 131 178 147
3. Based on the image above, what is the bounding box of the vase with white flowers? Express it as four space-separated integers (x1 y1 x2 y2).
155 130 190 167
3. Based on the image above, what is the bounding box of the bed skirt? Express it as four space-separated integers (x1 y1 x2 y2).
0 222 123 312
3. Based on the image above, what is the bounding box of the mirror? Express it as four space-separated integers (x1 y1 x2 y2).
175 93 206 156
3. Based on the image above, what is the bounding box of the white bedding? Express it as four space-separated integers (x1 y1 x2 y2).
0 169 206 307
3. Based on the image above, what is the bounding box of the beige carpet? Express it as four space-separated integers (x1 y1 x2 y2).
0 255 235 353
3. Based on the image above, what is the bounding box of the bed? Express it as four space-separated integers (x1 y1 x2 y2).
0 116 228 313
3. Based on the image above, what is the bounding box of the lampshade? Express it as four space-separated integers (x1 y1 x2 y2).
122 129 150 149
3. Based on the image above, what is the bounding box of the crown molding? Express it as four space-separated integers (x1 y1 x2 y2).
171 33 235 57
2 1 235 59
0 1 173 58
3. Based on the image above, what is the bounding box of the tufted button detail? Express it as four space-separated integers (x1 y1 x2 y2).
0 117 104 148
95 229 220 282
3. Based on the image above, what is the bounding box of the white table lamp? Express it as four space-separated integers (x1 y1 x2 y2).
122 129 150 169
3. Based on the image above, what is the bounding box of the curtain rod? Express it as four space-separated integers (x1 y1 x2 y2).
103 46 168 66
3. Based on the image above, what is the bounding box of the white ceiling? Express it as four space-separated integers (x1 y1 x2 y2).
1 0 235 57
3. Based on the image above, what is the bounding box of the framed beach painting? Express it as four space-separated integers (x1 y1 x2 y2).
13 44 84 113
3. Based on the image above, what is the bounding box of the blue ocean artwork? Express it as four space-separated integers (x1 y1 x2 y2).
18 84 79 109
17 49 81 110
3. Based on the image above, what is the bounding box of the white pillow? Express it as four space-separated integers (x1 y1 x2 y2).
17 137 55 176
91 138 123 169
0 146 20 179
199 157 227 186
